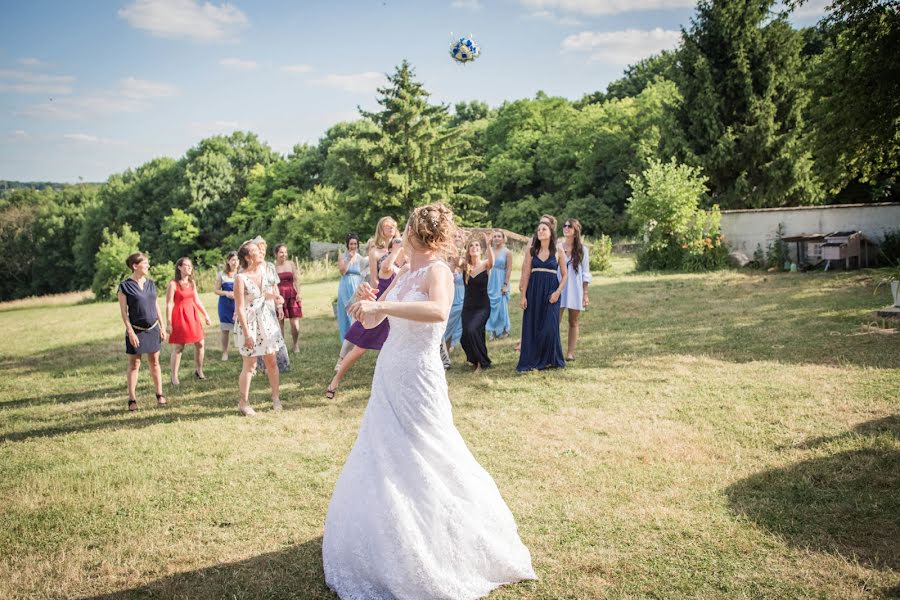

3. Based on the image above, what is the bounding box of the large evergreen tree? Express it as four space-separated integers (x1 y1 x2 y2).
677 0 823 209
349 61 486 226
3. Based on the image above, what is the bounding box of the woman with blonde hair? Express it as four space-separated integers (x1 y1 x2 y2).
323 202 535 598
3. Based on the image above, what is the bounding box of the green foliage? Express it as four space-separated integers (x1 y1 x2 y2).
878 229 900 264
148 261 174 293
267 185 346 260
586 234 613 273
161 208 200 262
91 224 141 301
628 159 726 271
677 0 824 209
800 1 900 193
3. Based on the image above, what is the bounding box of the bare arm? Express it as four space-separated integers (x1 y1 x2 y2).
118 290 139 349
155 296 166 340
292 260 302 301
214 273 225 297
234 276 250 341
338 252 349 275
368 247 380 283
193 284 211 323
165 282 175 330
550 249 568 304
519 255 532 309
379 245 403 278
484 233 495 271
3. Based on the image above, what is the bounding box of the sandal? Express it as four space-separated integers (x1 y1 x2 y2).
194 370 206 380
128 399 138 412
156 393 167 406
325 386 337 400
566 355 575 362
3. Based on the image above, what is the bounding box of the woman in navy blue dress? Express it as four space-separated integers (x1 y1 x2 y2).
517 222 568 372
117 252 167 411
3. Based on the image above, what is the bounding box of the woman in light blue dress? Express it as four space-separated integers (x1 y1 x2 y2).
444 256 465 350
336 233 364 341
486 230 511 339
559 218 592 361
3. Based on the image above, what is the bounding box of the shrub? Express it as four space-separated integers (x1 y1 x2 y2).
880 229 900 264
627 159 727 271
148 261 174 295
585 234 613 273
91 225 141 301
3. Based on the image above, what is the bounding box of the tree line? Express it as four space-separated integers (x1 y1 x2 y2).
1 0 896 300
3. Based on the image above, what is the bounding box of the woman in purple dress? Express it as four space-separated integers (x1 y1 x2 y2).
326 235 404 399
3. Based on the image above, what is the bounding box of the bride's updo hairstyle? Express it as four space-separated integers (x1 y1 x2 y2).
406 202 457 255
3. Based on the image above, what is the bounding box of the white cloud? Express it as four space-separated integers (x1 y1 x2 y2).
190 119 250 136
525 9 583 25
220 58 259 70
119 77 179 98
0 69 75 95
280 64 313 74
562 28 681 64
310 72 386 94
64 133 99 143
19 77 178 120
451 0 482 9
787 0 831 18
521 0 695 16
18 57 46 67
119 0 249 42
10 130 29 139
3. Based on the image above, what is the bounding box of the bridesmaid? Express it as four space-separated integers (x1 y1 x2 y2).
336 232 364 341
460 232 494 372
444 251 465 354
254 236 290 374
517 221 568 372
275 243 303 353
326 236 404 398
334 217 396 372
117 252 166 410
166 257 211 385
516 214 559 354
559 218 592 361
215 251 238 361
234 241 284 415
486 230 511 339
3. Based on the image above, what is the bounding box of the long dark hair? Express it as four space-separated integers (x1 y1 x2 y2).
531 222 557 258
565 218 584 274
174 257 196 289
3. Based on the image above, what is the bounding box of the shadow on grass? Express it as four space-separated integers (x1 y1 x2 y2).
81 537 335 600
726 416 900 575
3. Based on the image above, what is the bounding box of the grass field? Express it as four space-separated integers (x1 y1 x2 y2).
1 256 898 599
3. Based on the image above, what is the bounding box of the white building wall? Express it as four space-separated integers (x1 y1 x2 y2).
720 203 900 258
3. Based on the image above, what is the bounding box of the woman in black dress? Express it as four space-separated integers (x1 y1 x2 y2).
117 252 167 411
460 232 495 371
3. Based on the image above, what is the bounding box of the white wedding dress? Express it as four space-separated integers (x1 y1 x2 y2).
323 262 536 600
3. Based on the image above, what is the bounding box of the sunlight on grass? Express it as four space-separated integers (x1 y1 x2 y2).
1 257 898 599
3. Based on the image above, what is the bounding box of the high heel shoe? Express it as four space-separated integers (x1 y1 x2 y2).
156 392 167 405
238 404 256 417
194 370 206 380
325 386 337 400
127 399 138 412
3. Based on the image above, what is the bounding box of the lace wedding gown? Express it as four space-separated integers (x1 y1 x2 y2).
323 262 536 599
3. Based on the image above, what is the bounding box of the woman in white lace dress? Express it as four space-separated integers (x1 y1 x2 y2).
322 203 536 599
233 240 284 416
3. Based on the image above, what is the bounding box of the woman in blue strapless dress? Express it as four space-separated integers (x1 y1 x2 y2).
486 230 511 339
517 222 568 372
336 233 365 341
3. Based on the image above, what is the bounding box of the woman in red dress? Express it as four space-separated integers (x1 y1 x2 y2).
166 257 212 386
274 244 302 353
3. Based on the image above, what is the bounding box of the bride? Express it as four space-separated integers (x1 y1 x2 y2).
323 203 536 599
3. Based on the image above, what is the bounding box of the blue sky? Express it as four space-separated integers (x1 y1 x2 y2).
0 0 828 182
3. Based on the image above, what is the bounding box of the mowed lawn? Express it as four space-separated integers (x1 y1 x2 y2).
1 256 898 599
